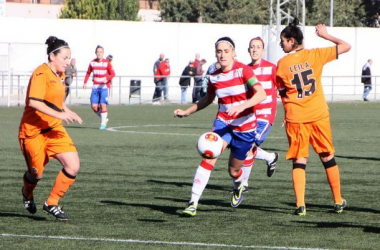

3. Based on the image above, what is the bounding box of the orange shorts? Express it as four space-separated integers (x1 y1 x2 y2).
19 125 77 176
285 115 335 160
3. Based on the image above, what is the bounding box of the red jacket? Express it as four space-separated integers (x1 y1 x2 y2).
154 61 170 81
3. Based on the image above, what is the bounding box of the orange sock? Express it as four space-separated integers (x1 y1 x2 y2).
23 172 38 200
325 165 342 204
292 166 306 208
46 169 76 206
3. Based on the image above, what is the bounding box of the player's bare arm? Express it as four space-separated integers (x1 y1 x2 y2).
315 24 351 55
174 92 215 118
226 83 266 117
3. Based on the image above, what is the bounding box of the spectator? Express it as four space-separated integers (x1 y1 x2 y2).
362 59 373 101
153 58 170 104
64 58 77 100
179 60 196 104
193 53 200 68
192 58 207 103
200 62 221 97
152 53 164 103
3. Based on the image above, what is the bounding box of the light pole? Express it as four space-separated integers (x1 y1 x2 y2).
330 0 333 27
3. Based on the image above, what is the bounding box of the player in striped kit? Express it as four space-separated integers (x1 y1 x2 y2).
241 37 280 191
174 37 266 216
83 45 115 130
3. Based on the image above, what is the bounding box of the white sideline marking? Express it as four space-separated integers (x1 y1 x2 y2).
0 233 335 250
106 124 284 139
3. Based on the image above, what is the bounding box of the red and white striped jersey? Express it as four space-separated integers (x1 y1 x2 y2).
247 59 277 124
84 58 115 89
207 61 261 132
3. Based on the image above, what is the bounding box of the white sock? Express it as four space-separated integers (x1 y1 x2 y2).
101 112 108 124
255 147 275 163
242 155 254 187
190 166 211 206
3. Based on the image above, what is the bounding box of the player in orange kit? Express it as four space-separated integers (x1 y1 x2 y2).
19 36 83 220
276 19 351 215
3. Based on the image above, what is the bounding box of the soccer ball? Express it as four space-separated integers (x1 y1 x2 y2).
197 132 224 159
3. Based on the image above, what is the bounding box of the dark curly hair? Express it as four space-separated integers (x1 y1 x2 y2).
45 36 69 61
280 18 304 47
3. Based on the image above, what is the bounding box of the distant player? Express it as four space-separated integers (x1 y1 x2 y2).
83 45 115 130
276 19 351 215
174 37 266 217
19 36 83 220
242 37 279 192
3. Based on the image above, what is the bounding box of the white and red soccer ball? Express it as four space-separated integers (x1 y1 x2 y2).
197 132 224 159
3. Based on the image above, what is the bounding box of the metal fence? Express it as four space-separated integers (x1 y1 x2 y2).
0 71 378 106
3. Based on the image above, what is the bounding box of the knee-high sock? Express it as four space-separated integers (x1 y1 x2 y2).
231 168 244 190
100 110 108 124
325 166 342 204
46 169 76 206
190 160 213 206
23 172 38 200
292 167 306 208
255 147 275 163
242 155 254 187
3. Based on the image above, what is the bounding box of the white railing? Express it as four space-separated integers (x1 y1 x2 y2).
0 71 378 106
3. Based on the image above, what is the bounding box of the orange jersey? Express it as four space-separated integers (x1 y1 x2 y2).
19 64 66 138
276 46 337 123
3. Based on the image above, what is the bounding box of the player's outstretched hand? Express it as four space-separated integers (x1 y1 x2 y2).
174 109 188 118
315 24 328 39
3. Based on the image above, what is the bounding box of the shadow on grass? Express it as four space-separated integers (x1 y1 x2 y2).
0 212 46 221
147 179 231 192
137 219 167 223
284 202 380 214
294 221 380 234
100 199 286 217
155 197 290 215
100 200 180 216
335 154 380 161
65 126 100 130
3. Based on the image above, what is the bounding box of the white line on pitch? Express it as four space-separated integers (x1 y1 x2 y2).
0 233 337 250
106 125 285 139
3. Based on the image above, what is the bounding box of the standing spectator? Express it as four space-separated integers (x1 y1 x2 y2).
193 53 200 68
200 62 221 97
277 19 351 216
83 45 115 130
362 59 373 102
64 58 77 100
153 58 170 104
179 60 196 104
242 37 279 192
152 53 164 103
19 36 83 220
192 58 207 103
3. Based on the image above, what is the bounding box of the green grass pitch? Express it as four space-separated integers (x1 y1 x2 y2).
0 102 379 250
